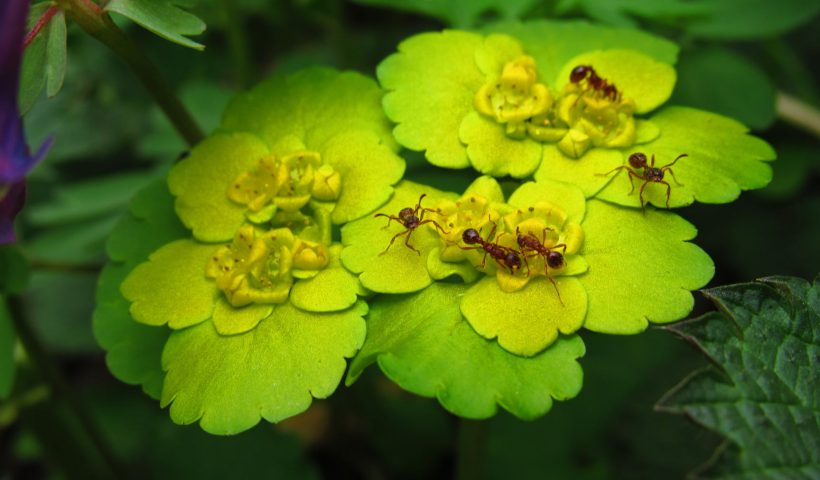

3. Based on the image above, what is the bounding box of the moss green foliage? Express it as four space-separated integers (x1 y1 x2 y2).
342 176 713 358
0 299 15 399
348 283 585 419
94 68 400 433
658 276 819 478
378 21 775 207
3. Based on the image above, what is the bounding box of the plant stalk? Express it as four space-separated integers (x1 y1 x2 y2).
777 91 820 138
54 0 204 146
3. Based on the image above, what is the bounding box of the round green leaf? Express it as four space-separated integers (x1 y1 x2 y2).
579 199 714 334
290 245 361 313
341 181 457 294
460 111 543 178
94 180 186 398
555 50 676 114
461 276 587 356
121 239 218 329
167 133 269 242
222 67 396 152
379 30 486 168
161 301 367 435
347 283 585 420
507 180 587 224
463 175 507 203
595 106 776 208
533 145 623 198
323 131 405 224
485 20 679 87
211 299 272 336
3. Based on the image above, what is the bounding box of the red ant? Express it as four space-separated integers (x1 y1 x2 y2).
460 224 523 274
515 227 566 304
598 152 687 209
569 65 620 101
375 194 447 256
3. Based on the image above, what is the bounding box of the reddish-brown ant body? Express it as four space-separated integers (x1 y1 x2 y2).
598 152 687 209
569 64 620 101
515 227 567 304
460 225 523 274
375 194 447 256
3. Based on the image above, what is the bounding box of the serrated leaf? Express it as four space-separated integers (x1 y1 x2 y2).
672 47 775 130
105 0 206 51
93 180 186 398
658 276 820 478
594 106 776 208
484 20 679 85
347 282 585 420
350 0 539 28
0 299 15 399
19 5 67 114
161 301 367 435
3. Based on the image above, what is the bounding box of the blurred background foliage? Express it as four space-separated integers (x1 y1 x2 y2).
2 0 818 478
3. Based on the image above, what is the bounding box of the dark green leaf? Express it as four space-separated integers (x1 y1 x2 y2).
683 0 820 40
672 47 776 130
555 0 713 28
105 0 206 50
18 4 67 114
658 276 820 478
0 299 15 399
350 0 539 28
0 246 29 294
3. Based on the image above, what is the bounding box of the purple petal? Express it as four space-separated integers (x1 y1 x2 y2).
0 181 26 244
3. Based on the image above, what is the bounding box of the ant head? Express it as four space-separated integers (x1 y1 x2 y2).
398 207 414 219
546 251 564 269
504 251 522 271
569 65 591 83
462 228 481 245
628 152 648 169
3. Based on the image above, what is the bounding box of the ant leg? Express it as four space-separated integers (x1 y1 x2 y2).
665 153 688 168
403 229 421 256
486 221 498 243
638 181 650 212
658 181 672 209
551 243 567 254
663 167 684 186
417 219 449 235
379 230 410 256
374 213 399 229
595 165 629 177
546 275 564 306
413 194 428 217
627 170 643 194
650 154 656 167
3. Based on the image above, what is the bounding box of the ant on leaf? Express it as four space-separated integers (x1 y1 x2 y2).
375 194 447 256
459 223 523 274
598 152 687 209
515 226 567 305
569 64 620 101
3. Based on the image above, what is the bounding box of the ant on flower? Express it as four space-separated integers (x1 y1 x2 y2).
375 194 447 256
514 227 567 304
569 64 620 101
598 152 687 209
459 223 523 274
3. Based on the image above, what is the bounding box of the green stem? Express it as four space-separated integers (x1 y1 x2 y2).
7 296 126 479
777 91 820 138
455 418 487 480
218 0 253 88
55 0 204 146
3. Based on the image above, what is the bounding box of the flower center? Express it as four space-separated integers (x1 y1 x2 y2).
228 151 342 223
205 224 329 307
474 56 553 138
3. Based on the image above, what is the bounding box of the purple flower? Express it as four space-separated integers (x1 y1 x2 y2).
0 0 53 244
